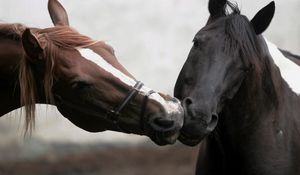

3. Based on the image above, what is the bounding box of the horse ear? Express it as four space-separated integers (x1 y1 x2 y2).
250 1 275 35
48 0 70 26
208 0 227 18
22 29 45 60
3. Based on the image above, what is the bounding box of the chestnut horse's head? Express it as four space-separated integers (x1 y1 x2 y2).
19 0 183 145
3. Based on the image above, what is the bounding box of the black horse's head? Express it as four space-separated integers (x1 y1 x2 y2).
175 0 275 146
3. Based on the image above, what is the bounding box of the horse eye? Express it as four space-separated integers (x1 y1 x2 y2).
193 38 200 47
71 81 91 90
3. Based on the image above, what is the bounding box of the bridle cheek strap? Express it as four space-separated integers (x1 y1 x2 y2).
106 81 144 123
105 81 156 133
140 90 156 131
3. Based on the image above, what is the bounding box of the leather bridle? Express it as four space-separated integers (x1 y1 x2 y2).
106 81 156 131
55 81 156 132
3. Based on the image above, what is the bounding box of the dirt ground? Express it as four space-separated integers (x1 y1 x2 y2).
0 145 199 175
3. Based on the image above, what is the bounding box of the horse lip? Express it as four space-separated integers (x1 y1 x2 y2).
146 118 181 145
150 130 180 145
150 130 179 146
178 113 219 146
207 113 219 132
178 131 202 146
178 111 217 146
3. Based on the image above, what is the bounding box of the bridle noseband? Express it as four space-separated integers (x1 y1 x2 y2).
106 81 156 131
54 80 156 132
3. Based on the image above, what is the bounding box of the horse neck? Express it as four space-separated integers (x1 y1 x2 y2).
205 53 300 173
223 44 285 119
222 43 300 125
0 38 47 117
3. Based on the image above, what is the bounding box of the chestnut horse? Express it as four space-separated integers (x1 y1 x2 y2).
175 0 300 174
0 0 183 145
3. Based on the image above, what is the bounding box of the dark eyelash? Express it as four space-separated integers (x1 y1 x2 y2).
193 39 200 47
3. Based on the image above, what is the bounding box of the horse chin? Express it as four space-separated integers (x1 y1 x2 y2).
149 131 180 146
178 131 204 146
178 112 218 146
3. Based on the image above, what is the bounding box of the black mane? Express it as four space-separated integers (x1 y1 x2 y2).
217 2 279 107
210 1 263 69
224 14 261 66
280 49 300 60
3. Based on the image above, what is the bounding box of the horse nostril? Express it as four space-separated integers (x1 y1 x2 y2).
182 97 196 118
183 97 193 106
207 113 219 132
153 118 175 128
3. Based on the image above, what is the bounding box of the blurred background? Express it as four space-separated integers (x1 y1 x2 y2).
0 0 299 174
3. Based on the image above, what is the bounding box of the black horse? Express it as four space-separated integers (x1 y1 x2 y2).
175 0 300 174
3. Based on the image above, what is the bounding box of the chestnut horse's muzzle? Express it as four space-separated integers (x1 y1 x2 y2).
104 81 184 145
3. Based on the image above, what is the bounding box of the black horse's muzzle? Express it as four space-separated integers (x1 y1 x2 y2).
179 97 219 146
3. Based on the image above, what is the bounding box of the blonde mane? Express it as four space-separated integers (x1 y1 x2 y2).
16 25 98 133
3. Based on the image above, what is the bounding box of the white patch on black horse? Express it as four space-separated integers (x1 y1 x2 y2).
265 38 300 94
